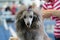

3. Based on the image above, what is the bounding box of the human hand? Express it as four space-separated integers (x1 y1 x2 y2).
9 37 19 40
42 10 52 18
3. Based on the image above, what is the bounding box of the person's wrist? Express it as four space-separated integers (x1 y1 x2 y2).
50 13 53 16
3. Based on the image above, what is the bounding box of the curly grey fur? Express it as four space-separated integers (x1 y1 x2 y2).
16 9 51 40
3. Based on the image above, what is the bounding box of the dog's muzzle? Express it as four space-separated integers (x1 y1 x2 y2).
26 22 31 28
27 22 30 26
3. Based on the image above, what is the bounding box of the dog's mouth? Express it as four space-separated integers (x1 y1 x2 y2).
27 25 30 28
26 22 31 28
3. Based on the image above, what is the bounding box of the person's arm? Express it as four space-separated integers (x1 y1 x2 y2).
51 10 60 17
42 9 60 18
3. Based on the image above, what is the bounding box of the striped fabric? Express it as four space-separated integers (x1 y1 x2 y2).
42 2 54 9
54 0 60 10
53 0 60 38
42 0 60 38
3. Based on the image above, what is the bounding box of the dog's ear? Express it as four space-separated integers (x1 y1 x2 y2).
33 12 39 22
16 10 26 20
16 18 26 31
16 5 27 20
33 16 37 22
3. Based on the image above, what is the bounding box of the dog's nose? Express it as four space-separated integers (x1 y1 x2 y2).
27 22 30 26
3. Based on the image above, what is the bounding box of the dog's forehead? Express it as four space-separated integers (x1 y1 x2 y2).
23 11 34 16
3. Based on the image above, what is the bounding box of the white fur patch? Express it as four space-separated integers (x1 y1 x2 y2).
23 11 34 28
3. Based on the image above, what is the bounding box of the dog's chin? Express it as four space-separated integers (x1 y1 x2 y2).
26 25 31 28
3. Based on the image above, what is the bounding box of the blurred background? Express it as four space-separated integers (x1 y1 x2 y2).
0 0 56 40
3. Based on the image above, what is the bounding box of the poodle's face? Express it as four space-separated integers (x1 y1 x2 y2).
23 10 34 28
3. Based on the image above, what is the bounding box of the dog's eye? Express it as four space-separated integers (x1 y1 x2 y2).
29 16 32 18
24 16 26 19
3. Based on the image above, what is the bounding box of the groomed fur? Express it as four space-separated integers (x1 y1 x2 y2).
16 8 51 40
